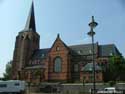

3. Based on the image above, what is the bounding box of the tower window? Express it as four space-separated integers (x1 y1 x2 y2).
20 35 24 39
54 57 62 72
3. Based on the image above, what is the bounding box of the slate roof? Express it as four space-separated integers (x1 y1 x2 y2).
81 63 102 72
69 43 98 55
26 49 49 68
31 43 121 61
99 44 121 57
31 48 50 60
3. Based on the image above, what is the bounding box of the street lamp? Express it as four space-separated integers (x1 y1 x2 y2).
88 16 98 94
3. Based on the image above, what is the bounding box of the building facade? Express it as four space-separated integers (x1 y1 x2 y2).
12 3 121 83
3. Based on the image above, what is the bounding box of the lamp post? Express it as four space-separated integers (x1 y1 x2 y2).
88 16 98 94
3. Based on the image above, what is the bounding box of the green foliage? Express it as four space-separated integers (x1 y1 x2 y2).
108 81 116 86
3 61 12 80
122 57 125 63
109 55 122 64
108 56 125 81
0 77 4 80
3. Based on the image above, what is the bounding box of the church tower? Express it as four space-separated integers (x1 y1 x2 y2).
12 2 40 79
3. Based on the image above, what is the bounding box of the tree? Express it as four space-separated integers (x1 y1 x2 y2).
109 55 122 64
108 56 125 81
3 61 12 80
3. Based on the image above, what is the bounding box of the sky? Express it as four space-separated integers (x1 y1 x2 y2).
0 0 125 77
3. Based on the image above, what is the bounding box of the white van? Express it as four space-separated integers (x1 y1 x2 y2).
97 87 122 94
0 80 26 94
104 87 116 93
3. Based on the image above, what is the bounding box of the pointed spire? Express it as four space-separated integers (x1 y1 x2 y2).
25 1 36 32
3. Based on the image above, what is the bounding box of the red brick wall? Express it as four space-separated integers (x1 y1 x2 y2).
80 71 103 82
47 37 70 81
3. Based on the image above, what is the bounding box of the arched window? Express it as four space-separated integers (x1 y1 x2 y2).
54 57 62 72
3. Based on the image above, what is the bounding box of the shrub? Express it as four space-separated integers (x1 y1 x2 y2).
109 81 116 86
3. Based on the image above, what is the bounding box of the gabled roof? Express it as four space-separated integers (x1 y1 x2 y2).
25 2 36 32
99 44 121 57
49 34 69 53
81 63 102 72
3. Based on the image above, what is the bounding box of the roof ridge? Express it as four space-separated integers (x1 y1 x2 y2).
69 43 98 47
39 48 50 50
100 44 115 46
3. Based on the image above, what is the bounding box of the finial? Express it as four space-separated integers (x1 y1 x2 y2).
31 0 34 7
57 33 60 38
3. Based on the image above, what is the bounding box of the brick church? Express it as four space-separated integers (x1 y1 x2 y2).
12 2 121 83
